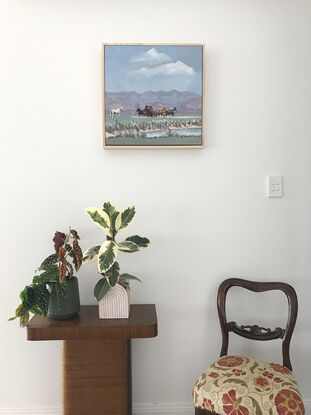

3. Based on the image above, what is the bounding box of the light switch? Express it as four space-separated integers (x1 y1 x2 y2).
267 176 283 198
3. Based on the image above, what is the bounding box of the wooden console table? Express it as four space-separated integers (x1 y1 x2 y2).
27 304 158 415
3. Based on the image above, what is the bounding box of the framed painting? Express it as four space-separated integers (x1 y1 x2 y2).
102 43 205 149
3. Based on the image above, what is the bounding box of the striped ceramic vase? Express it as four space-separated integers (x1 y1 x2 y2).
98 283 130 319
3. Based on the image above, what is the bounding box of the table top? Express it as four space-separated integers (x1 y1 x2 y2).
27 304 157 341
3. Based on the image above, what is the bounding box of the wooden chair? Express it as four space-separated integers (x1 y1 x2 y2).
193 278 305 415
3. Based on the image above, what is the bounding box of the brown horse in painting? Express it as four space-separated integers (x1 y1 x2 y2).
155 108 167 117
144 105 155 117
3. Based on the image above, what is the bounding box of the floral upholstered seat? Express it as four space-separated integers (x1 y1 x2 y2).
193 355 305 415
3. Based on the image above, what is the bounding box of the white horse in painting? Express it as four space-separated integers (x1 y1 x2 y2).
110 107 123 118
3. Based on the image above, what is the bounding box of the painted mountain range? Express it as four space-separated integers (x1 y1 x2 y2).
105 90 202 115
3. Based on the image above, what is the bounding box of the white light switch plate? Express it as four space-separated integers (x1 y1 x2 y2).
267 176 283 197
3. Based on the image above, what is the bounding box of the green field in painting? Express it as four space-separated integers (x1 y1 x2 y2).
106 134 202 146
105 115 202 146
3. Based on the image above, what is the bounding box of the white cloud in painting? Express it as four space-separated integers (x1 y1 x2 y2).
133 60 195 77
130 48 172 66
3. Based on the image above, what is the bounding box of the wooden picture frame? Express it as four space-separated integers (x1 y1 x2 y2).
102 43 205 149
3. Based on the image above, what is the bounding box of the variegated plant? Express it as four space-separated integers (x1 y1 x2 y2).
83 201 150 301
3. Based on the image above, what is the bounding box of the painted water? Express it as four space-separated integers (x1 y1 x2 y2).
146 128 201 139
105 115 202 146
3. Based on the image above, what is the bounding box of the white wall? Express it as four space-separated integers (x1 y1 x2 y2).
1 0 310 411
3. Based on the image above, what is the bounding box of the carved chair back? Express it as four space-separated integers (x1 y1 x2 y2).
217 278 298 371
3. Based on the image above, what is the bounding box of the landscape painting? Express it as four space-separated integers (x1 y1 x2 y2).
103 44 204 148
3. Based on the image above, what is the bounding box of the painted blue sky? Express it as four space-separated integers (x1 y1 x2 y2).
104 45 203 94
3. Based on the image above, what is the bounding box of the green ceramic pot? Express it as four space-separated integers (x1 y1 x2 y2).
47 276 80 320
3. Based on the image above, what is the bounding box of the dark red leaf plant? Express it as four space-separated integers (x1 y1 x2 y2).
9 228 83 326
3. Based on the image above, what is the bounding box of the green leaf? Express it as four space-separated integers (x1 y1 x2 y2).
20 310 30 327
32 264 59 285
103 202 121 232
51 280 68 310
85 207 111 235
104 261 120 287
16 304 27 317
114 212 122 231
120 280 129 289
97 241 118 273
20 286 36 310
39 254 58 270
83 245 101 264
33 284 50 316
9 304 24 321
119 206 136 231
29 305 43 315
94 277 111 301
118 241 139 252
32 275 40 284
9 304 30 327
125 235 150 249
10 287 48 325
102 201 117 217
119 273 142 282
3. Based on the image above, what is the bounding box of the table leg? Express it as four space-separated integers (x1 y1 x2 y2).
62 340 132 415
